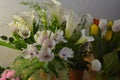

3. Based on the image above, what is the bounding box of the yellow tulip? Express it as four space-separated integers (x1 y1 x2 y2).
90 24 99 36
104 30 112 41
107 21 113 28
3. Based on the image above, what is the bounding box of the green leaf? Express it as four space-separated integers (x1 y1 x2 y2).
54 57 66 69
13 39 27 49
0 40 19 50
92 36 106 58
48 62 58 77
12 33 22 41
103 51 118 72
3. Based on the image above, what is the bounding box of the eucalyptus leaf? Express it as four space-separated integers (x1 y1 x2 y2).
9 37 14 43
0 36 8 40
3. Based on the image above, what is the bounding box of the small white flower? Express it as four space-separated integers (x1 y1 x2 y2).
38 46 54 62
112 19 120 32
59 47 74 60
8 21 21 33
51 29 67 43
65 11 80 38
34 30 50 45
8 11 35 38
91 59 102 71
42 38 56 49
18 26 31 38
23 44 38 59
76 29 94 45
9 21 30 38
98 19 107 31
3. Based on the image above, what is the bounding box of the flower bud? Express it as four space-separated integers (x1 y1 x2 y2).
91 59 101 71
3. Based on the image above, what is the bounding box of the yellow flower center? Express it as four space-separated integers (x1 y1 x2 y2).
90 24 99 36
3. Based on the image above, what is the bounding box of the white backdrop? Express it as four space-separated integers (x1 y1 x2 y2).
0 0 120 67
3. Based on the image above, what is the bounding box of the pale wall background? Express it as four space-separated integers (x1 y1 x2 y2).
0 0 120 67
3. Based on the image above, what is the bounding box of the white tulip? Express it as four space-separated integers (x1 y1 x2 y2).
59 47 74 60
65 11 80 38
112 19 120 32
91 59 102 71
98 19 107 31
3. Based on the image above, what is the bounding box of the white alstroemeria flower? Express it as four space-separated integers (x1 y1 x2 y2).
18 26 31 38
42 38 56 49
8 21 31 38
91 59 102 71
38 46 54 62
98 19 107 31
23 44 38 59
59 47 74 60
112 19 120 32
34 30 51 45
76 29 94 45
8 11 35 38
51 29 67 43
8 21 21 33
65 11 80 38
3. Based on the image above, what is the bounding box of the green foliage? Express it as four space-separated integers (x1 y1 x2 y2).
48 62 59 77
0 66 5 75
92 36 106 59
12 56 44 80
97 51 120 80
0 40 18 50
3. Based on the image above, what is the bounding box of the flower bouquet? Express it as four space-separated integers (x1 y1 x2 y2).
0 0 94 80
0 0 120 80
